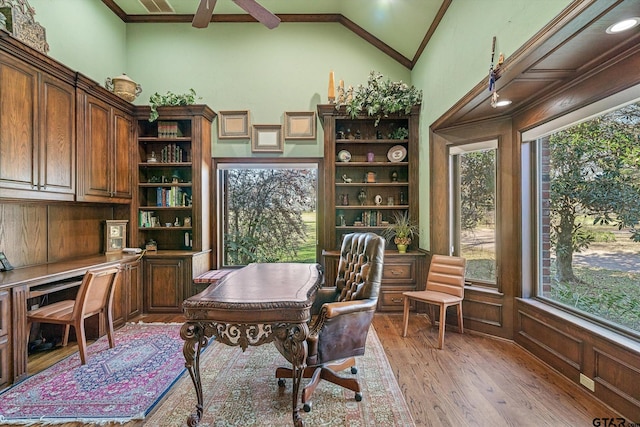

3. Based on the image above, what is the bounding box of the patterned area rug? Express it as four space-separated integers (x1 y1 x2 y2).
0 322 185 425
146 327 415 426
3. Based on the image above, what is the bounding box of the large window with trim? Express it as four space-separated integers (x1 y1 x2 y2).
216 161 319 267
524 88 640 335
450 140 498 286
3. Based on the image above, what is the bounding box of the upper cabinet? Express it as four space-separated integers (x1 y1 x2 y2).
0 38 76 201
76 74 135 203
318 104 420 251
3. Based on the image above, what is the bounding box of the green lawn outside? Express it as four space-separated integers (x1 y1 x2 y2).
294 211 317 263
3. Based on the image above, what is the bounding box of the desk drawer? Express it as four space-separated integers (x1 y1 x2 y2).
382 261 416 285
379 288 414 311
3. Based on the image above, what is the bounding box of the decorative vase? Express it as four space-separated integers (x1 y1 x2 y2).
396 244 408 254
105 73 142 102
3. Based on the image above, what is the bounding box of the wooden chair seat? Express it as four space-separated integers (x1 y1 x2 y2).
27 265 121 365
402 255 466 349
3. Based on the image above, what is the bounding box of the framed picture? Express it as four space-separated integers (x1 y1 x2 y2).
284 111 316 140
252 124 283 153
218 110 250 139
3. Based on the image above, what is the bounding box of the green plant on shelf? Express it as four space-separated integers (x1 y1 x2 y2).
148 88 199 122
336 71 422 126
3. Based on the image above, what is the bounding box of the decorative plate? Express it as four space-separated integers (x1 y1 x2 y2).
337 150 352 162
387 145 407 162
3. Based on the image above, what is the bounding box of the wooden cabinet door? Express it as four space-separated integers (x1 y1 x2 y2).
0 54 38 195
80 95 111 200
144 257 186 313
111 268 126 328
127 260 143 319
0 290 9 387
39 73 75 198
112 110 133 199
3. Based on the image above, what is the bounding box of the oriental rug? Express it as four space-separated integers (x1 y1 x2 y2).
0 322 186 425
145 326 415 426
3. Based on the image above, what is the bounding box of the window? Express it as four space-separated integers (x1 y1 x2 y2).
216 162 319 267
524 88 640 335
449 140 498 286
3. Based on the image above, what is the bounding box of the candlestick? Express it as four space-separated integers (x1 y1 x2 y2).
328 71 336 103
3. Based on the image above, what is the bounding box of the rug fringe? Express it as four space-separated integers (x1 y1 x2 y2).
126 321 184 326
0 415 139 425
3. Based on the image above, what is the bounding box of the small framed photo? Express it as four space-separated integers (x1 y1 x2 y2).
218 110 250 139
284 111 316 140
252 124 283 153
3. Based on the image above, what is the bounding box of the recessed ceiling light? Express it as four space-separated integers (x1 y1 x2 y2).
606 17 640 34
495 100 512 107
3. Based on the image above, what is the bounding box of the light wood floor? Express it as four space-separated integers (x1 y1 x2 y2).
24 312 620 426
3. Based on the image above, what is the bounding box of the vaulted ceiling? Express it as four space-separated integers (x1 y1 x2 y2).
102 0 451 69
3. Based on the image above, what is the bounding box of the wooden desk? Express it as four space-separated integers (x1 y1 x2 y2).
0 253 139 385
181 262 323 427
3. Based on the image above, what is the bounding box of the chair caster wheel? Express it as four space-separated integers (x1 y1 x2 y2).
355 392 362 402
303 402 312 412
351 366 358 374
277 378 285 388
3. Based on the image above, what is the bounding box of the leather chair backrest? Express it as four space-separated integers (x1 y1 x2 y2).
425 254 466 297
335 232 385 302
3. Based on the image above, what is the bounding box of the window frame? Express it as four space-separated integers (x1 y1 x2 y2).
212 157 324 269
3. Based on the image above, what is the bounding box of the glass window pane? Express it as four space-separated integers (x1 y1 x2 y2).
535 101 640 334
450 142 497 284
217 163 318 267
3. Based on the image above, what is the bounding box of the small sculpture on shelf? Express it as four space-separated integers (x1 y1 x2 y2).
342 174 352 183
358 189 367 206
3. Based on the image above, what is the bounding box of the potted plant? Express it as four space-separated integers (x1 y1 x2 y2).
336 71 422 126
148 88 199 122
382 211 419 253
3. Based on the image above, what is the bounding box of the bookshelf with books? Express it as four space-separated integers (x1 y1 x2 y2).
133 105 215 312
317 104 427 311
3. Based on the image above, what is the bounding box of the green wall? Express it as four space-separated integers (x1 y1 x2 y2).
29 0 127 82
125 22 411 158
411 0 572 247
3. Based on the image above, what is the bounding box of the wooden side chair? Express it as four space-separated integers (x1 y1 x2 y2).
402 254 466 349
27 265 122 365
275 232 385 412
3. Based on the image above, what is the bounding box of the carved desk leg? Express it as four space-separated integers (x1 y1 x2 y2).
277 322 310 427
181 322 211 427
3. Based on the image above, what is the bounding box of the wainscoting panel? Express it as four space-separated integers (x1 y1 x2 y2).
516 299 640 422
517 309 582 373
462 288 507 338
593 346 640 420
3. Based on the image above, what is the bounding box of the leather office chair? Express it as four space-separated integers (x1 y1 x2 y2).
402 254 466 349
275 232 385 412
27 265 122 365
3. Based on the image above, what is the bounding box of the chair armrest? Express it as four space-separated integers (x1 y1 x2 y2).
323 298 377 318
311 287 339 315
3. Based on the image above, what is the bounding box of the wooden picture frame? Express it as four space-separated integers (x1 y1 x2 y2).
218 110 250 139
252 124 283 153
284 111 316 140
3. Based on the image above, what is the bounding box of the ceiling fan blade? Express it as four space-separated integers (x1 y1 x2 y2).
233 0 281 29
192 0 217 28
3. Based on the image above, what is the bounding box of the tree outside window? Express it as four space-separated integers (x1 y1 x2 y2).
538 101 640 333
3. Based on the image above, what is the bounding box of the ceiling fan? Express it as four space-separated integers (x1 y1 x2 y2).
192 0 281 29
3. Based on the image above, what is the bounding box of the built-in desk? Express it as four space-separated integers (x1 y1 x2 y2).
0 253 139 386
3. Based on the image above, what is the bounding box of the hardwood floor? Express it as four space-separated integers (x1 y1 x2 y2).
23 312 620 426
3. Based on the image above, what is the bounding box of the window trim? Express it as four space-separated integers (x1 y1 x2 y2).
212 157 324 269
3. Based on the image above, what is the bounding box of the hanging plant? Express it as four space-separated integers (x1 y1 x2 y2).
337 71 422 126
148 88 199 122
